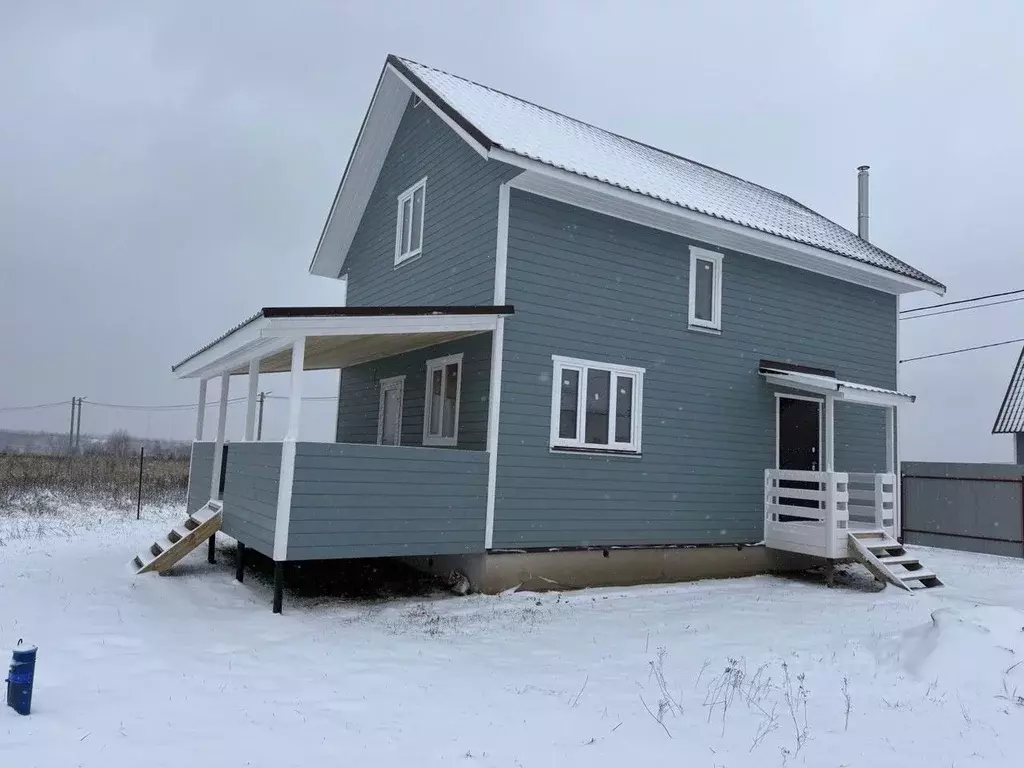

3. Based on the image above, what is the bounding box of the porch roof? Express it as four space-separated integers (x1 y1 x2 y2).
760 365 915 407
172 305 513 379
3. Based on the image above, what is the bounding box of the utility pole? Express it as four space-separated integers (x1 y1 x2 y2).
74 397 83 452
256 391 267 441
68 398 77 453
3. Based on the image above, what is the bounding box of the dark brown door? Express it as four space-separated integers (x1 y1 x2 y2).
777 397 821 512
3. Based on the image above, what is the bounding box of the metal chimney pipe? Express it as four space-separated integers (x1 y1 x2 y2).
857 165 870 241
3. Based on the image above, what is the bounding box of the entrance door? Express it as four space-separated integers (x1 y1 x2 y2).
777 396 822 511
377 376 405 446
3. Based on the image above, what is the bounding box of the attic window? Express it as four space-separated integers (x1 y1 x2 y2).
688 246 723 332
395 177 426 266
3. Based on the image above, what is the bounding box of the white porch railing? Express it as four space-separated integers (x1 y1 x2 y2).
764 469 896 559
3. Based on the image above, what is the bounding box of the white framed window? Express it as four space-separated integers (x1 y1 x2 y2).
423 353 463 446
688 246 723 331
377 375 405 446
394 177 427 266
549 355 644 454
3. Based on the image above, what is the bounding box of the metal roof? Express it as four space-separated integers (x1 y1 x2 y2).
391 55 944 292
760 366 916 406
992 346 1024 433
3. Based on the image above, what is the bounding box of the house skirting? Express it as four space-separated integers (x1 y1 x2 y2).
404 545 818 594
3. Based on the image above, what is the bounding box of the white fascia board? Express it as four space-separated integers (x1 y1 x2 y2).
500 151 944 297
309 68 411 279
173 312 506 379
261 313 503 338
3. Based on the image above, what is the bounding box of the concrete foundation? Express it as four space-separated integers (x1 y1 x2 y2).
405 544 819 594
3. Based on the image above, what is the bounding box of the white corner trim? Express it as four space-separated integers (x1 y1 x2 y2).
688 246 723 331
244 358 260 441
499 153 943 297
272 440 296 561
423 352 464 447
485 181 511 548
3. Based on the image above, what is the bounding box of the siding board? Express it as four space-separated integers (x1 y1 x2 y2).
286 442 487 559
221 442 281 558
494 191 896 549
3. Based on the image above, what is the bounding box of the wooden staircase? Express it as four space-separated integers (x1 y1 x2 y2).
847 530 943 591
133 501 223 575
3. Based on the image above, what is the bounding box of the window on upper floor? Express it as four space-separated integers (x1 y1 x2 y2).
550 355 644 454
423 353 462 446
395 177 426 266
688 246 723 331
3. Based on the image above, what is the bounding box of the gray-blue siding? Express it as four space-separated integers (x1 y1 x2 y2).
336 334 492 450
221 442 282 559
186 442 215 515
493 191 896 549
342 98 519 306
287 442 488 560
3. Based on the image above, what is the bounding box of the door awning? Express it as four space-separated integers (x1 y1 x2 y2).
760 365 915 407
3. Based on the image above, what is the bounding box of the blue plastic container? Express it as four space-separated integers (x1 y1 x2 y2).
6 641 37 716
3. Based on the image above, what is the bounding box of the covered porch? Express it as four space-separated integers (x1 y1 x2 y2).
759 363 911 561
173 306 511 611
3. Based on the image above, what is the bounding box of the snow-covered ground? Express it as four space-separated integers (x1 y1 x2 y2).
2 505 1023 767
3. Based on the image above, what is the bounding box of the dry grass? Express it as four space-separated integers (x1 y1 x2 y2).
0 452 188 514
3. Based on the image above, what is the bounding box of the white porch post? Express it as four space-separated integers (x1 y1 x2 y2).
823 395 835 472
884 406 895 474
244 358 260 441
272 337 305 566
210 373 230 500
195 378 208 441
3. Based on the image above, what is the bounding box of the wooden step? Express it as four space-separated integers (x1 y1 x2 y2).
899 569 937 582
168 526 190 544
879 554 918 566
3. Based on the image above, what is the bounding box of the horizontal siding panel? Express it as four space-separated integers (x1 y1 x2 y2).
285 441 486 560
493 190 895 549
222 443 281 554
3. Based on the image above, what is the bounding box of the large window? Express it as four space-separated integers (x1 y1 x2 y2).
423 353 462 446
395 177 426 266
688 246 723 331
550 355 644 454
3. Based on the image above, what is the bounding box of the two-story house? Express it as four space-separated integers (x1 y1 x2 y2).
142 55 946 610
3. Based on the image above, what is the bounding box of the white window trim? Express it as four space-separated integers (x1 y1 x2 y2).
688 246 723 331
549 355 644 454
394 176 427 267
423 353 463 447
376 375 405 446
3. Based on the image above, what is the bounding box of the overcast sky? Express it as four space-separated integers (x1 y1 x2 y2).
1 1 1022 459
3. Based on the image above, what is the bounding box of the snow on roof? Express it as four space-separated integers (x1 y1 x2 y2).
992 346 1024 433
394 56 944 291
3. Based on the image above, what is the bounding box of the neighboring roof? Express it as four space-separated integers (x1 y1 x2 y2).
386 55 944 292
760 365 916 406
172 305 513 374
992 346 1024 433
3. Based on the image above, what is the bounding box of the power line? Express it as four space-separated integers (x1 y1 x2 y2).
0 400 70 413
900 337 1024 364
901 288 1024 315
900 294 1024 321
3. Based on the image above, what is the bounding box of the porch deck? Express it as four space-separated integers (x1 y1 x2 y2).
763 469 896 559
189 440 489 562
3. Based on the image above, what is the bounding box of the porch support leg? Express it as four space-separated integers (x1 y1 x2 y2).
235 542 245 583
272 337 305 565
207 533 216 564
884 406 895 474
195 379 208 441
244 358 260 441
825 561 836 588
210 373 230 501
272 562 284 614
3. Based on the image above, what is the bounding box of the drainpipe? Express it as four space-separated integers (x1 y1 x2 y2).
857 165 870 241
